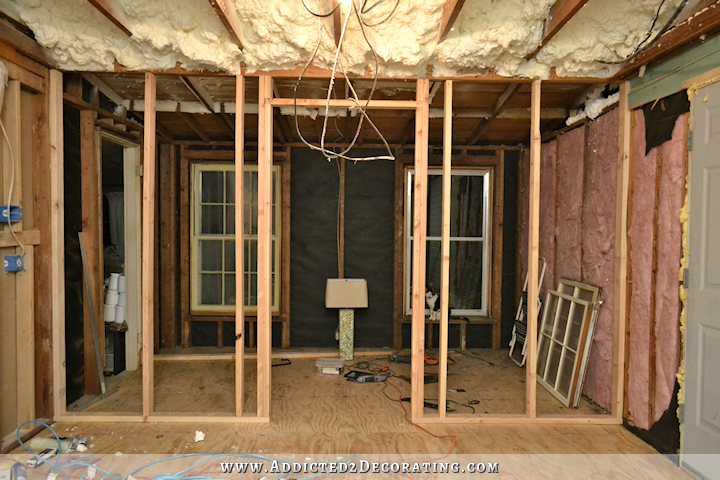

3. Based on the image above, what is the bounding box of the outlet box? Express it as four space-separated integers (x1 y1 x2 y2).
4 255 24 272
0 205 21 223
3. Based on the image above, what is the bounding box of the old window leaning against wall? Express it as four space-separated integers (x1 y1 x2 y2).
405 168 491 317
191 164 280 313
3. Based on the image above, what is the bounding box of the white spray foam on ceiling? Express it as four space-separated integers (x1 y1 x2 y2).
11 0 698 78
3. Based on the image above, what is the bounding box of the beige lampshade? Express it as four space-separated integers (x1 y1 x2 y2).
325 279 368 308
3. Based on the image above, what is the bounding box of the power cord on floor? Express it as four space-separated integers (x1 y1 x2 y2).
14 421 356 480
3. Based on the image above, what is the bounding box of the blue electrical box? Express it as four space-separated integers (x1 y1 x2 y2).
0 206 21 223
4 255 24 272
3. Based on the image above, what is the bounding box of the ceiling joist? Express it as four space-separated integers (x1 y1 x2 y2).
526 0 590 59
438 0 466 43
179 75 215 113
87 0 132 36
207 0 244 50
333 0 343 47
181 113 211 142
84 73 125 106
466 83 521 145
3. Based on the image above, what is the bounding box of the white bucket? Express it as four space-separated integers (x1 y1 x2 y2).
105 290 119 305
118 275 126 293
104 304 116 323
115 305 126 324
118 292 126 307
108 273 120 291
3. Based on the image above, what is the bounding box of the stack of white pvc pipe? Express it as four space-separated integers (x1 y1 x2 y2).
103 273 126 324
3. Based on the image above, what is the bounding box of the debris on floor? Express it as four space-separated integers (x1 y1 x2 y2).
193 431 205 443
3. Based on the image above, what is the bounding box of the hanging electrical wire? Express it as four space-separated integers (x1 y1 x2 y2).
294 0 401 162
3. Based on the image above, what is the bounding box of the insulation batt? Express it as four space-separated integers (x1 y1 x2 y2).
652 113 685 423
539 140 557 301
627 109 656 430
555 127 585 283
580 109 618 411
13 0 694 78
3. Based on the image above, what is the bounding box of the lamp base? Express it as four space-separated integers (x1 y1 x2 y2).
339 309 354 361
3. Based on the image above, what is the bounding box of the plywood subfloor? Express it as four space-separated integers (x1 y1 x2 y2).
74 349 605 417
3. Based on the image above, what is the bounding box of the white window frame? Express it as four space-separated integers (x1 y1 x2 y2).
191 164 281 313
404 167 491 317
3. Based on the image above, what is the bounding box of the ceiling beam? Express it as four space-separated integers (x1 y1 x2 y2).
179 75 215 113
333 0 343 47
83 74 125 105
181 113 210 142
466 83 521 145
87 0 132 36
613 1 720 80
526 0 590 59
438 0 466 43
207 0 244 50
131 110 173 143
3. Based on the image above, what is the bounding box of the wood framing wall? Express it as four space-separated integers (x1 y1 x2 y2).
0 38 53 447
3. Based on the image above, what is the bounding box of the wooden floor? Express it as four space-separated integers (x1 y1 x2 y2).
73 349 606 416
13 349 691 478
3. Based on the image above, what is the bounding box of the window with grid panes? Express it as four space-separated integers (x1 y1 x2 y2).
191 164 280 312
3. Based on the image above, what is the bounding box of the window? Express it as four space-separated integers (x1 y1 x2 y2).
405 168 491 316
191 164 280 312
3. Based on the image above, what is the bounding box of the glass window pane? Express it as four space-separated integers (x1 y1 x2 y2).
542 295 558 336
247 272 257 306
201 171 223 203
546 342 563 385
225 274 236 305
201 205 223 234
226 171 235 204
426 175 443 237
450 175 485 237
244 205 252 235
449 241 484 310
557 351 576 397
200 273 222 305
554 299 571 343
227 205 235 235
537 335 550 379
246 239 257 273
252 205 259 235
567 302 587 348
225 240 235 272
200 240 222 271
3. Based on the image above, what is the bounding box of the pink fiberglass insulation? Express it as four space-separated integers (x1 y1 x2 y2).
581 109 618 411
652 113 686 422
627 109 657 430
519 148 530 284
539 140 558 300
555 127 585 283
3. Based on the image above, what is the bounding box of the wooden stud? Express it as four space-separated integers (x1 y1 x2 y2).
235 74 245 416
492 152 505 349
80 110 103 394
526 79 541 419
438 80 452 418
648 143 663 427
392 153 405 350
159 144 177 349
332 0 343 47
49 69 66 418
142 72 157 418
179 146 191 347
438 0 466 43
257 75 273 418
281 148 291 349
411 78 430 420
338 159 345 278
87 0 133 36
614 81 630 421
207 0 244 50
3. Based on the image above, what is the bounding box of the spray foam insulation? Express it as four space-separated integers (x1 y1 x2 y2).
580 109 618 411
555 127 585 283
14 0 691 78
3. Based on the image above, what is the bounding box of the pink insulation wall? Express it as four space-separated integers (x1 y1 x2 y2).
581 109 618 410
539 141 557 300
555 127 585 282
626 111 685 430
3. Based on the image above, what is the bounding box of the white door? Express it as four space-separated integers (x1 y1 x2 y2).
682 80 720 479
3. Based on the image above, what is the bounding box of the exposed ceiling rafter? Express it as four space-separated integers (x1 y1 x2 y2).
181 113 211 142
466 83 521 145
87 0 132 36
207 0 244 50
179 75 215 113
84 73 125 106
438 0 466 43
526 0 590 59
333 0 343 47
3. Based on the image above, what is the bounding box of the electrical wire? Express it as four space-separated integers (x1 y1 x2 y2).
15 421 356 480
597 0 688 65
1 116 26 261
295 0 397 162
